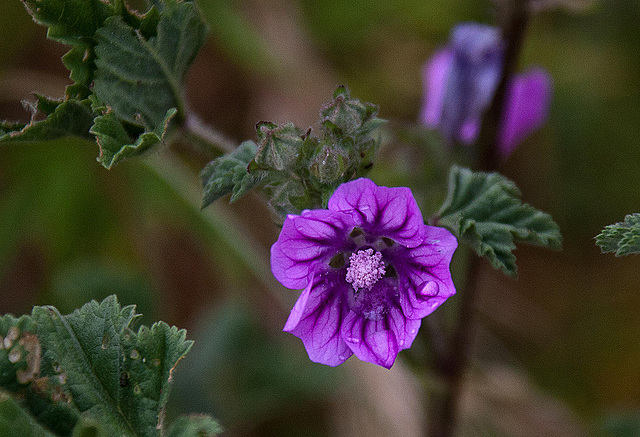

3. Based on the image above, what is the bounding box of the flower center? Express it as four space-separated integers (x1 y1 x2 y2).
345 248 386 291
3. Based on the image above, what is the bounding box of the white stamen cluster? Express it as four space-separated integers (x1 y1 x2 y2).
345 248 386 291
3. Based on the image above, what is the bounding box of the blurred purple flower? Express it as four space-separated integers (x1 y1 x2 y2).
420 22 552 157
271 178 457 368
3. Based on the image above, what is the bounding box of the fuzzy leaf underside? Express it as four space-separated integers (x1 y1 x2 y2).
90 108 177 169
21 0 115 94
0 296 197 436
437 165 562 277
200 140 260 207
92 0 207 129
0 99 95 143
5 0 208 168
596 213 640 256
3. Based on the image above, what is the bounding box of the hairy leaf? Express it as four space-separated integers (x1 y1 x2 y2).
437 165 562 277
0 315 79 436
21 0 115 95
596 213 640 256
166 415 223 437
0 392 56 437
92 0 207 129
90 108 177 169
254 122 304 171
0 296 202 436
199 86 386 218
0 99 95 143
201 141 260 207
12 0 208 168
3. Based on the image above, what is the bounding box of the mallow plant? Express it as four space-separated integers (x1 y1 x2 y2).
0 0 567 435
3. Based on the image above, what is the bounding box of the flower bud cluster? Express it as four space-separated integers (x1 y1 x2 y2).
247 86 386 219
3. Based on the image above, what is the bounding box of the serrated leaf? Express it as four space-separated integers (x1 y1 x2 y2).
437 165 562 277
166 415 223 437
0 99 96 143
92 0 207 129
32 295 193 436
596 213 640 256
0 315 79 436
200 141 259 207
0 295 195 437
90 108 177 169
22 0 115 95
0 392 57 437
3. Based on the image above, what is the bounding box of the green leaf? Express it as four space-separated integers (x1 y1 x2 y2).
166 415 223 437
0 392 56 437
200 141 260 207
21 0 115 95
596 213 640 256
92 0 207 129
90 108 177 169
0 99 96 143
0 315 79 436
71 419 110 437
0 295 196 436
34 296 192 436
437 165 562 277
12 0 208 168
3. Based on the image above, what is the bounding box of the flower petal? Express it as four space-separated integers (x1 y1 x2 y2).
284 271 353 367
420 48 454 128
271 209 354 289
328 178 425 248
341 311 400 369
386 306 422 352
393 225 458 319
498 68 553 158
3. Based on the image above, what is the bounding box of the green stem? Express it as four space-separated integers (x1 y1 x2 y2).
184 114 237 155
140 151 289 310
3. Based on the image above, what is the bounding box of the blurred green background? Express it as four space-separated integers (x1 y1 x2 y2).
1 0 640 435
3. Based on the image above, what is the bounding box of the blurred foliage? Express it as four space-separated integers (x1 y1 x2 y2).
2 0 640 435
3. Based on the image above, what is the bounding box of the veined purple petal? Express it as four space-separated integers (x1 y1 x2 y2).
340 307 421 369
498 68 553 158
420 49 454 128
273 178 458 369
386 306 422 352
394 225 458 319
341 311 397 369
284 271 353 366
271 209 355 289
328 178 425 248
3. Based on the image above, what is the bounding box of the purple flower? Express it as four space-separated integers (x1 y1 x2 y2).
270 178 457 368
420 22 552 158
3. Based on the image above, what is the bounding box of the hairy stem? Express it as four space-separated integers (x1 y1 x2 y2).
427 3 531 435
183 113 237 155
